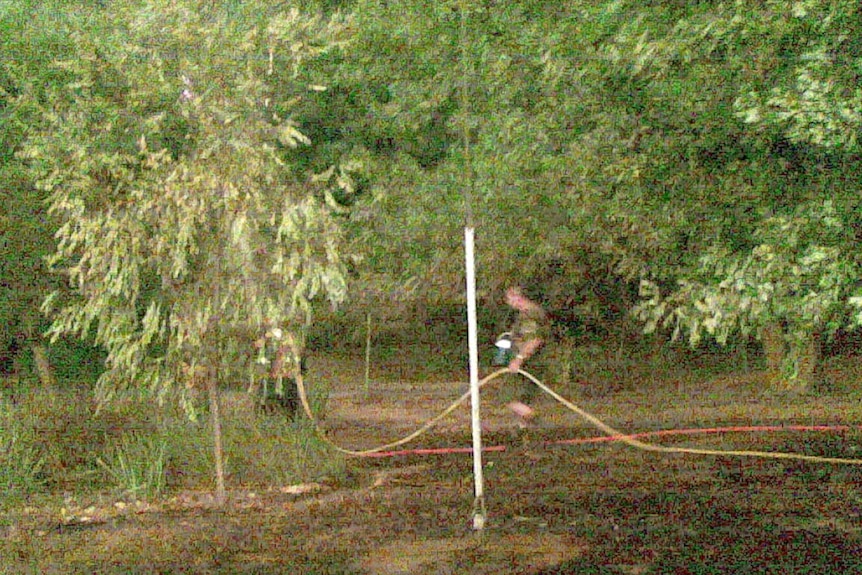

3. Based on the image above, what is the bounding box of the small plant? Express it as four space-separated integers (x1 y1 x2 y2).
0 420 46 498
95 432 167 500
285 418 344 481
0 396 46 499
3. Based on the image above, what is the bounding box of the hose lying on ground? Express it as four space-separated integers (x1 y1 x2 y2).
293 368 510 456
294 367 862 465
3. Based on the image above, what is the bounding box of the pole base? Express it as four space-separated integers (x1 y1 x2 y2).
472 512 486 531
471 495 487 531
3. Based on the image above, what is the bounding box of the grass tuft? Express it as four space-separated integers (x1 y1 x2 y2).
95 432 168 500
0 398 46 499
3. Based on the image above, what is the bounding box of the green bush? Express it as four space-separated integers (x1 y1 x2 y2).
241 416 345 486
219 388 345 487
0 383 346 503
0 398 46 498
95 432 168 500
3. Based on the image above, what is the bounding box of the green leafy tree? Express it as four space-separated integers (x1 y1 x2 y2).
313 0 862 392
0 0 86 385
636 201 860 386
22 0 349 499
567 0 862 390
295 0 603 336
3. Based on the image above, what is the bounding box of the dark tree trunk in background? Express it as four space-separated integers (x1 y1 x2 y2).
206 366 226 506
32 344 57 389
795 329 820 392
761 321 820 393
762 322 785 387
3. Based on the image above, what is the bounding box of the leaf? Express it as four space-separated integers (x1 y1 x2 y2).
277 122 312 148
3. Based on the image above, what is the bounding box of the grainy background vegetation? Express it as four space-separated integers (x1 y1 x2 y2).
3 0 862 571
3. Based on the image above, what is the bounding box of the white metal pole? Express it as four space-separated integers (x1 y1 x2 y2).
364 311 372 394
465 226 486 530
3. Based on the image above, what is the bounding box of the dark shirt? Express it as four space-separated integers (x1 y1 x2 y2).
512 304 550 353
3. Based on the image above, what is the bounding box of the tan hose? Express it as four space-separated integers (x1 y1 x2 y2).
295 367 862 465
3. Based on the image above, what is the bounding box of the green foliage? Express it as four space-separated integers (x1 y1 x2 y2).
0 0 78 365
7 0 862 393
636 200 860 347
729 0 862 149
238 416 345 486
553 0 862 387
0 385 343 498
294 0 609 312
95 432 168 499
23 0 351 404
0 397 46 496
171 389 344 487
301 0 862 390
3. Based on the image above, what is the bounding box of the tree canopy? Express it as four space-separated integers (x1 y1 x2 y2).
0 0 92 381
3 0 862 394
22 0 350 404
594 0 862 387
294 0 862 388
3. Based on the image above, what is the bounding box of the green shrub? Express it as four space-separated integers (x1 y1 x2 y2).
0 398 46 498
0 383 346 502
219 388 345 487
95 432 168 500
247 417 345 486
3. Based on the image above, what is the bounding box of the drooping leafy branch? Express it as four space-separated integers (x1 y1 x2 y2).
24 0 350 405
580 0 862 388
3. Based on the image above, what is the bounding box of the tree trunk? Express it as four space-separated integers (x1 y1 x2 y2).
793 329 820 393
206 369 226 506
761 321 786 388
364 311 372 395
32 344 57 389
761 321 820 393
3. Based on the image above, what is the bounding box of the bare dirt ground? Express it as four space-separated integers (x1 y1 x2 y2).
5 354 862 574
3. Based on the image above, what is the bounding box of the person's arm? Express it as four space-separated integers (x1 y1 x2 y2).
508 336 543 373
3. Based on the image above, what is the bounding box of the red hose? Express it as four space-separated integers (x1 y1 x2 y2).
358 424 862 458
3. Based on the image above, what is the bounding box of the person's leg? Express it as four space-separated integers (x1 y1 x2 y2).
519 350 546 401
508 352 546 426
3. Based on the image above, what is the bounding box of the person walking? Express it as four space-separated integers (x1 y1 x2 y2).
504 285 550 428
